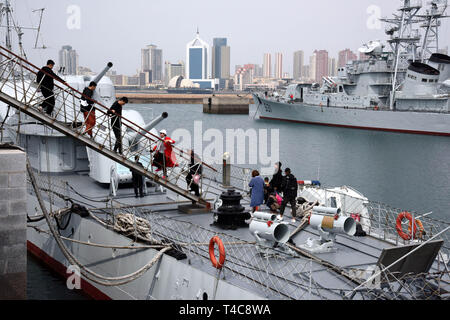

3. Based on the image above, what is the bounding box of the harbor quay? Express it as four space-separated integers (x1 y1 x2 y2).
116 92 254 114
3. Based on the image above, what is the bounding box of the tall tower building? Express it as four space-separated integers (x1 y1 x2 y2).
309 53 316 82
58 45 78 75
293 50 304 80
212 38 230 80
314 50 329 82
141 44 163 83
338 49 358 68
263 53 272 78
328 57 337 77
186 31 210 80
275 53 283 79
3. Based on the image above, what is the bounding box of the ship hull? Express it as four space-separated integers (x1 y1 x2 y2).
27 209 265 301
254 95 450 136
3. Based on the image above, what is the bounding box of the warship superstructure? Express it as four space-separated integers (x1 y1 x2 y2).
0 0 449 301
254 0 450 136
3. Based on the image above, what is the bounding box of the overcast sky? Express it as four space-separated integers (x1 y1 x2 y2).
7 0 450 76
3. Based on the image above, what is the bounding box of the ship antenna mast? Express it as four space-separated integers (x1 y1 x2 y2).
381 0 422 110
0 0 47 58
3 0 12 51
419 0 449 62
32 8 46 50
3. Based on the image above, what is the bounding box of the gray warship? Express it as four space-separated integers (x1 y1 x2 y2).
254 0 450 136
0 0 449 300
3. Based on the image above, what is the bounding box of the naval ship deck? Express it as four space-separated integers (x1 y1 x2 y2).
27 170 450 300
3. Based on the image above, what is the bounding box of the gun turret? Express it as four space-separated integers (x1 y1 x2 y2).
93 62 113 84
128 112 168 150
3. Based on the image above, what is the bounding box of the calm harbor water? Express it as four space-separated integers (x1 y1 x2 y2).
28 103 450 299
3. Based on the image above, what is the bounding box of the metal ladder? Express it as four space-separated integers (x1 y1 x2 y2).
0 45 226 206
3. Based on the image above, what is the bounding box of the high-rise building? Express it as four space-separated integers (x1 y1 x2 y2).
293 50 304 80
328 57 337 77
139 72 150 86
58 45 78 75
234 65 254 91
302 65 310 80
314 50 329 82
338 49 358 68
164 61 185 85
186 31 210 80
275 53 283 79
254 64 263 78
309 53 316 82
141 44 163 83
263 53 272 78
212 38 230 80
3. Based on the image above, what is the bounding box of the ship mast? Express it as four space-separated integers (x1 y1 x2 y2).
3 0 12 51
382 0 423 110
418 0 449 62
0 0 46 59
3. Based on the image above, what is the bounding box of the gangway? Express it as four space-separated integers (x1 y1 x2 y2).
0 45 230 206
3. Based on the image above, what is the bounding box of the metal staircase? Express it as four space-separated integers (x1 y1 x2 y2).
0 45 227 206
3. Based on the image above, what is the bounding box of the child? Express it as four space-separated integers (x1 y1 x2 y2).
266 192 281 214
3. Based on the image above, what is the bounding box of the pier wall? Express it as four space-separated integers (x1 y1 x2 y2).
116 93 254 106
0 146 27 300
203 96 250 114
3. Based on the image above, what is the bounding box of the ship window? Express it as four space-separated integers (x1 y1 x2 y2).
339 86 343 93
422 79 427 82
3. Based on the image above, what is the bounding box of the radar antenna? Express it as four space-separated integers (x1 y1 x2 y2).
0 1 47 59
32 8 46 50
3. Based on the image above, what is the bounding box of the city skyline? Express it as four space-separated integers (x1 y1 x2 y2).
11 0 449 76
8 0 450 79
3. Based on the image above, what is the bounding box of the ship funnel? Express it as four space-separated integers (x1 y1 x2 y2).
92 62 113 84
428 53 450 82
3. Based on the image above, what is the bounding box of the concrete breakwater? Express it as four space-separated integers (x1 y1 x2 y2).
116 93 254 106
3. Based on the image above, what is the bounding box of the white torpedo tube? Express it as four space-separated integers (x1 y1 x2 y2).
299 206 357 254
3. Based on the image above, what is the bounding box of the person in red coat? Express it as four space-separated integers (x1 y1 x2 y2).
151 129 177 177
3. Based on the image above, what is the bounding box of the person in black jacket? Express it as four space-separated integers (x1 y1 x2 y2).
279 168 299 222
107 97 128 154
36 60 66 116
186 150 202 197
80 81 97 137
269 162 283 194
131 155 145 198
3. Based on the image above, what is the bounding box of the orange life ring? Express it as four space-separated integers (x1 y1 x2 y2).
209 236 226 269
396 211 417 240
408 219 425 239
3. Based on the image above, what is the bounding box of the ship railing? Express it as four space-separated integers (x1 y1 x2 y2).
94 203 450 300
0 45 252 205
298 185 450 258
95 204 354 300
27 167 450 300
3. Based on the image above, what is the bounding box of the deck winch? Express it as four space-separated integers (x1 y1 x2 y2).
299 206 357 253
213 189 251 229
